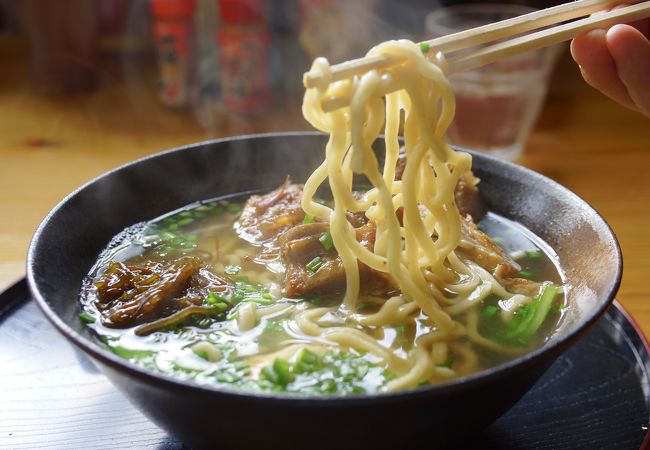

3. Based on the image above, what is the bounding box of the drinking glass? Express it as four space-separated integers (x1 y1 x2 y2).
426 4 560 161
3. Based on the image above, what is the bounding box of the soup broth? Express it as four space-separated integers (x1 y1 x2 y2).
80 190 566 395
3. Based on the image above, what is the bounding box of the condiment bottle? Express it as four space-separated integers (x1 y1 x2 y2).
150 0 196 108
217 0 271 114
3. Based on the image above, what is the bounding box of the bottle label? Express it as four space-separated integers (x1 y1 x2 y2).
154 21 192 108
218 29 271 113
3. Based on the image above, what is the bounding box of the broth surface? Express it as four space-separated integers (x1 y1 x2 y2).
79 192 566 395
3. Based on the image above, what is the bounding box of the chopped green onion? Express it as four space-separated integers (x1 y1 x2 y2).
526 249 542 259
227 203 241 213
308 297 339 308
319 378 337 393
245 297 273 306
420 42 431 53
319 229 334 251
294 348 320 374
261 367 279 384
518 270 533 278
439 355 454 368
176 218 194 227
394 324 409 334
303 213 314 224
224 265 241 275
79 311 95 324
355 364 369 378
193 349 209 360
482 305 500 318
297 348 318 365
110 346 154 360
272 358 295 386
205 294 229 312
491 236 505 244
233 360 249 371
306 256 324 273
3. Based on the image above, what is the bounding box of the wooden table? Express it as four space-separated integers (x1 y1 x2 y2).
1 39 649 341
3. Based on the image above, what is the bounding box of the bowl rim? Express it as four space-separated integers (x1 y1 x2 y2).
26 131 623 404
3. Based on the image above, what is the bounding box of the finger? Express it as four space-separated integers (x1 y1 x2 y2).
624 18 649 38
570 29 637 110
609 4 649 38
607 24 650 117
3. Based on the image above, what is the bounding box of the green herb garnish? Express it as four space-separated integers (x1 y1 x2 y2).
394 324 409 334
420 42 431 53
482 305 500 318
319 229 334 251
306 256 324 273
526 249 542 259
79 311 95 324
227 203 241 213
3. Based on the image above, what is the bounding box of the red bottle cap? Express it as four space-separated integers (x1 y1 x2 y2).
150 0 195 19
219 0 265 24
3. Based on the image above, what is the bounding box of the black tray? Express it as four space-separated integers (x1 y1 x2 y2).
1 279 648 449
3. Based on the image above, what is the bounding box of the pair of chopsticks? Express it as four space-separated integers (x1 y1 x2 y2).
304 0 650 112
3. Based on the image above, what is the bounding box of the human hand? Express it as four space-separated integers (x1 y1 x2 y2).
570 18 650 117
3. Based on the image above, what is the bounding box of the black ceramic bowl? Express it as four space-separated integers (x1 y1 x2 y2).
27 132 621 450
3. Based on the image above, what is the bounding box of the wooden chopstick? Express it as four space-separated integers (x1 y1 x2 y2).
304 0 650 112
303 0 648 92
447 0 650 73
424 0 627 54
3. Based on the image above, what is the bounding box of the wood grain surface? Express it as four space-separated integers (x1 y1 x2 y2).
1 36 649 340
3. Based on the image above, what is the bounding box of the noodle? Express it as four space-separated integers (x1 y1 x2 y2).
298 40 532 391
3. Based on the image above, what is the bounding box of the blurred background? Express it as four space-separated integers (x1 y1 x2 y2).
0 0 564 138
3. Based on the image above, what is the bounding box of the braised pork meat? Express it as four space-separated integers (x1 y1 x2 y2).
279 222 395 298
237 179 305 247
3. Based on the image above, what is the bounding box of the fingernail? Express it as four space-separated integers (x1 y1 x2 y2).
586 28 607 39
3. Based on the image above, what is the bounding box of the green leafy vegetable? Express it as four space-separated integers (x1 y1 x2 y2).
482 305 499 318
500 284 561 343
303 214 314 224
